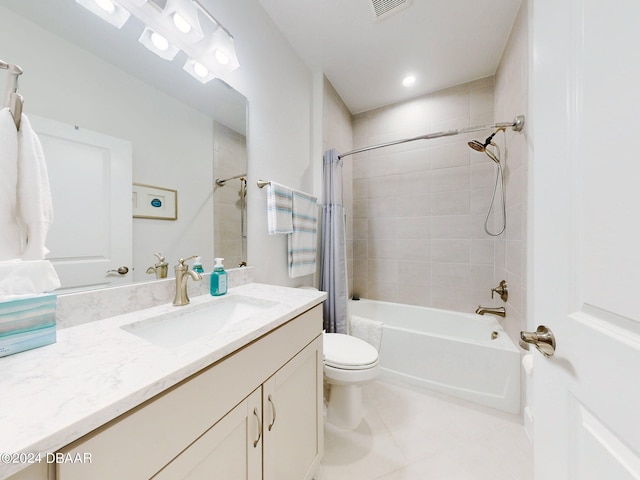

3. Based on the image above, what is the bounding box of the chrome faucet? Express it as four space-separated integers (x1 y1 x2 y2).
173 256 202 306
475 306 506 317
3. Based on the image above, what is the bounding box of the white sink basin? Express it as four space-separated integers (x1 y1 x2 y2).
121 295 278 347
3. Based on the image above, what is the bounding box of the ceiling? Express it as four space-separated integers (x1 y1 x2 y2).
258 0 523 114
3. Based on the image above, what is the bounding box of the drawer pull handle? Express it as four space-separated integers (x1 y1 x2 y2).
268 394 277 431
253 408 262 447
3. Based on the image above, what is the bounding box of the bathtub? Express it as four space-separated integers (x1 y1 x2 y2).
349 298 520 414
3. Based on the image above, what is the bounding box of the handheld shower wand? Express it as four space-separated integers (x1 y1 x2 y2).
468 127 508 236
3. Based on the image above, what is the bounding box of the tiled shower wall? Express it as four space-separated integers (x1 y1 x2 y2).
493 0 529 351
213 121 248 269
322 77 354 293
350 78 504 312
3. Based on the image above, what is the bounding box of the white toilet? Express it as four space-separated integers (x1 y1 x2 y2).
323 332 380 429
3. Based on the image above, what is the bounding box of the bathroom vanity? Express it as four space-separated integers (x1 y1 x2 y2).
0 284 326 480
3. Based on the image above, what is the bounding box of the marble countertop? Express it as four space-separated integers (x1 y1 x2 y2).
0 283 326 479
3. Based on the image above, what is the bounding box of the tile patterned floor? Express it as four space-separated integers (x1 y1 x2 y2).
316 380 533 480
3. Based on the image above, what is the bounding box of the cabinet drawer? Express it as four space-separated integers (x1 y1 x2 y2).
57 305 321 480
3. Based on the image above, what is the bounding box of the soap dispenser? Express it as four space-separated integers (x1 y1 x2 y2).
210 258 227 296
192 256 205 274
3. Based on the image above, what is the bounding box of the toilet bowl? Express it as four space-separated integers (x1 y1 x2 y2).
323 332 380 429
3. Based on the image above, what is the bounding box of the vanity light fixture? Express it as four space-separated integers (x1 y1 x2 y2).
183 57 217 83
206 28 240 74
75 0 131 28
158 0 204 44
138 26 180 60
74 0 240 83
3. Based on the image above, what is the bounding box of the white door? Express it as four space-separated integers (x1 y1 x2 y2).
530 0 640 478
29 116 133 291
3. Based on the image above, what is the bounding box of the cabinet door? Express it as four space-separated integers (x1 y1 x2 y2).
5 464 48 480
263 336 323 480
152 388 262 480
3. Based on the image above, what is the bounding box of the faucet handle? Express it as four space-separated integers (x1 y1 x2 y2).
177 255 198 266
175 256 198 272
491 280 508 302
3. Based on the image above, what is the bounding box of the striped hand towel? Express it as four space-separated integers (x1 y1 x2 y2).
288 191 318 278
267 182 293 234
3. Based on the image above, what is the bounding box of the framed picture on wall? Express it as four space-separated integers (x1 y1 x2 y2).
132 183 178 220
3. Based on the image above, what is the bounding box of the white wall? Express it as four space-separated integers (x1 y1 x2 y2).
206 0 316 286
0 6 214 282
1 0 318 287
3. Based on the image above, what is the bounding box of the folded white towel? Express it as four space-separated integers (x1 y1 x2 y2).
0 108 22 261
267 181 293 234
350 314 384 351
288 191 318 278
17 114 54 260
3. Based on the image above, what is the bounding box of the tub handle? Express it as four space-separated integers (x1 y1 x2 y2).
520 326 556 357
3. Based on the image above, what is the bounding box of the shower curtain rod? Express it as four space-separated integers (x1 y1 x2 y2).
338 115 525 160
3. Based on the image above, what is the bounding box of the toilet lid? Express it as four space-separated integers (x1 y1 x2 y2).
323 333 379 369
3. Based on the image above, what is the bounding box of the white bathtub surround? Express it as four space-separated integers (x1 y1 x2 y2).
318 380 532 480
55 266 254 329
0 283 326 479
351 298 520 413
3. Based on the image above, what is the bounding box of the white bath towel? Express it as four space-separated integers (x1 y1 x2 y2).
267 181 294 234
288 191 318 278
350 314 384 351
0 108 22 261
16 114 54 260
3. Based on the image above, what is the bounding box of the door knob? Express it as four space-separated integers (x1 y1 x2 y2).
520 325 556 357
106 266 129 275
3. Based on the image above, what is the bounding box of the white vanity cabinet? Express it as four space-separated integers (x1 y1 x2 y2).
48 304 323 480
152 387 263 479
263 336 323 480
153 335 323 480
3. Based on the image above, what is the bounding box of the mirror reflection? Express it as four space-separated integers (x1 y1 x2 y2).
0 0 248 292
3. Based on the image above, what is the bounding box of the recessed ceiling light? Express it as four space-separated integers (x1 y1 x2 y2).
402 75 416 87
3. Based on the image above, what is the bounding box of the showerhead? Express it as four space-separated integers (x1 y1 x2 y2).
468 127 505 163
468 140 486 152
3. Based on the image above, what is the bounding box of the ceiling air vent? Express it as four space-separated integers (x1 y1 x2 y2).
369 0 413 22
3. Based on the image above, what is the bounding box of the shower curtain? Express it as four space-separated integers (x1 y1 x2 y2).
320 149 348 334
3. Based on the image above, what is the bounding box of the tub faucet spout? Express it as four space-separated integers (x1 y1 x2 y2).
475 306 506 317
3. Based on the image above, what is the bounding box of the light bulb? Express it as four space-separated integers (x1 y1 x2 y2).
95 0 115 13
402 75 416 87
151 32 169 51
173 12 192 33
193 62 209 78
215 50 230 65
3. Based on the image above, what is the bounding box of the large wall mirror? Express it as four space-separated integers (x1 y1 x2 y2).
1 0 248 292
